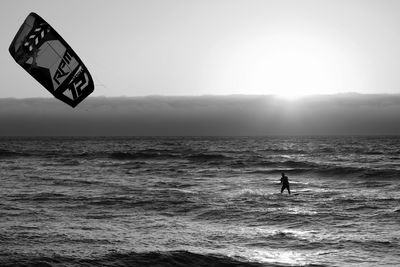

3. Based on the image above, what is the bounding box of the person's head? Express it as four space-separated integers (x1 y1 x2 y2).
281 172 285 177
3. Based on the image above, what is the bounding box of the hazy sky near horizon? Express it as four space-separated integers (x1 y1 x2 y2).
2 0 400 99
1 95 400 136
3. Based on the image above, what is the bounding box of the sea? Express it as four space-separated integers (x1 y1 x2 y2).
0 136 399 267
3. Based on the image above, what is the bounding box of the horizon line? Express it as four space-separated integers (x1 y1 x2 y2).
2 92 400 100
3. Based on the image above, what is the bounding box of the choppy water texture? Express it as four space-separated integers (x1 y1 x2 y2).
0 136 400 267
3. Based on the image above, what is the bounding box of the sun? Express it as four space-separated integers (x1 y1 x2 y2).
214 31 357 99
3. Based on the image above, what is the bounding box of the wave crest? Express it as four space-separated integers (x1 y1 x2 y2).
0 250 270 267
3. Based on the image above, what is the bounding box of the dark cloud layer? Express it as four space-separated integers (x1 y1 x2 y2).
1 94 400 136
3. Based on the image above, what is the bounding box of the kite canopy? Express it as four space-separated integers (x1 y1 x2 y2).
9 12 94 108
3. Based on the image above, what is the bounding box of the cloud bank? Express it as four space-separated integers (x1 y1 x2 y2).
1 94 400 136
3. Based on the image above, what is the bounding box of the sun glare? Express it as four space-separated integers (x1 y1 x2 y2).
216 31 356 99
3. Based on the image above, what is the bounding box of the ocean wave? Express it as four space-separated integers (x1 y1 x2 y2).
286 164 398 179
109 150 179 160
52 178 102 186
196 207 243 221
360 169 400 179
31 192 68 201
231 156 400 179
344 205 381 211
263 231 301 241
232 159 317 171
41 159 81 167
0 250 274 267
371 207 400 218
245 164 358 176
10 192 69 202
235 189 268 198
0 148 91 160
40 152 91 159
0 149 31 158
259 148 307 154
336 239 400 251
0 148 181 161
187 153 230 162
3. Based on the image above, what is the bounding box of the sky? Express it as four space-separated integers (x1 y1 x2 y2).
2 0 400 99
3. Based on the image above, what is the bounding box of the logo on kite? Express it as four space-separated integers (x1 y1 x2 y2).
9 12 94 108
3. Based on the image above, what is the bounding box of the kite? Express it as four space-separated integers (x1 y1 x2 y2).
9 12 94 107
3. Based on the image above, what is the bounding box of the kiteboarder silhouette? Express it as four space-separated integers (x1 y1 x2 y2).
280 172 291 194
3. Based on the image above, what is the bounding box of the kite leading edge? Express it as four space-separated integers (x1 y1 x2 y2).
9 12 94 108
